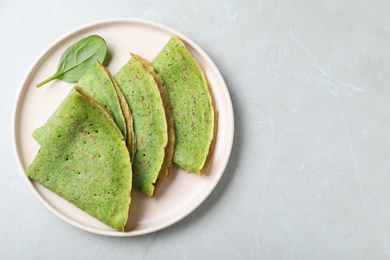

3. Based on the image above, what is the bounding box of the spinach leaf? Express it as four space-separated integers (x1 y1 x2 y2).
36 35 107 88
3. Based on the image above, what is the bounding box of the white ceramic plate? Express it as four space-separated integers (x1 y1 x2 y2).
13 18 234 236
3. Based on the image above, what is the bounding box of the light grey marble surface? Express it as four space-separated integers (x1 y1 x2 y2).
2 0 390 259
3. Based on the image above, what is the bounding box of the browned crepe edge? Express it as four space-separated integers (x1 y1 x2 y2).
199 78 218 176
98 61 136 164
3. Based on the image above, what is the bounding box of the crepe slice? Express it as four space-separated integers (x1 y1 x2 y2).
33 61 136 163
25 87 132 231
151 36 218 175
114 53 174 197
132 54 175 181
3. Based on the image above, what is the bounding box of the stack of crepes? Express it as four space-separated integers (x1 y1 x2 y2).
25 36 218 231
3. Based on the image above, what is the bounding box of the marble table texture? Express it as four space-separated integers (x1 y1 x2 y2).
2 0 390 259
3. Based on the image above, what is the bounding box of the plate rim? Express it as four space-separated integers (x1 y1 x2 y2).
12 17 234 236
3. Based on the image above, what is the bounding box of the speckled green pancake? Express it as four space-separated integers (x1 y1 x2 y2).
114 54 172 197
33 61 136 163
131 54 175 182
152 36 218 175
25 87 132 231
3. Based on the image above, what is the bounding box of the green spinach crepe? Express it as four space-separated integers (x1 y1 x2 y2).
25 87 132 231
115 54 174 197
152 36 218 175
131 54 175 181
33 62 136 163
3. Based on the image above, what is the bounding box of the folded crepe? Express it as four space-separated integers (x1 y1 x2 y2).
151 36 218 175
114 54 174 197
25 87 132 231
33 61 136 163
